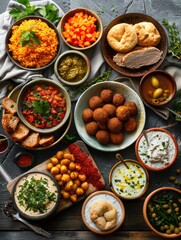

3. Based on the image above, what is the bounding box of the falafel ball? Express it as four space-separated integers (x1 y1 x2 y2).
85 121 99 136
110 132 124 145
124 101 138 116
103 104 116 118
116 106 131 121
113 93 125 107
96 130 110 144
89 96 103 110
124 117 137 132
100 89 113 103
82 108 93 123
97 121 108 130
107 117 123 133
93 108 108 123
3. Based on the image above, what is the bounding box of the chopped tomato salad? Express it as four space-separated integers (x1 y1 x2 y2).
22 84 67 129
62 11 100 48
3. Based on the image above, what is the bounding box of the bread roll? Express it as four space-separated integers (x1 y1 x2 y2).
133 22 161 47
90 200 117 231
107 23 137 52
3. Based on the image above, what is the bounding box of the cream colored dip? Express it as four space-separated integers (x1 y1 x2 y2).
14 172 59 217
111 161 147 199
137 130 176 169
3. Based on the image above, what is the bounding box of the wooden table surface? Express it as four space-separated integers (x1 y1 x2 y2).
0 1 181 239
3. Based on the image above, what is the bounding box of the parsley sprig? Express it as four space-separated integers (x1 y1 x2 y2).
20 26 41 47
32 99 50 117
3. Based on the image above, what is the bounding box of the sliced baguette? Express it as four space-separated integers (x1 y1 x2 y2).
39 135 54 147
11 122 30 142
2 97 17 115
2 114 20 133
22 132 40 148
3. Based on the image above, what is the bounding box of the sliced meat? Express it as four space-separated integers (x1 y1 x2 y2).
113 47 163 69
11 122 30 142
22 132 40 148
2 97 17 114
2 114 20 133
39 135 54 147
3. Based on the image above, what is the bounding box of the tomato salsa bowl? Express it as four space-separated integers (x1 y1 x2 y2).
17 78 71 134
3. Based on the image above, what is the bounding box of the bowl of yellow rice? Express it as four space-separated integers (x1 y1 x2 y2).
6 16 61 71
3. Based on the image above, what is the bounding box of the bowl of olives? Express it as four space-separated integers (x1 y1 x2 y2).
139 70 176 107
143 187 181 238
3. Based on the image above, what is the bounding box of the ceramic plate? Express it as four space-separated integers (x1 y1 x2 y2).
101 13 168 77
74 81 146 152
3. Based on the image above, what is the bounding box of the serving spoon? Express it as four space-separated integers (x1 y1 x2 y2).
116 153 129 169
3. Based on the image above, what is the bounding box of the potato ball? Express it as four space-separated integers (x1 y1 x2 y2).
124 101 138 116
82 108 93 123
103 104 116 118
116 106 130 121
113 93 125 107
110 132 124 145
85 121 99 136
93 108 108 123
124 117 137 132
107 117 123 133
100 89 113 103
89 96 103 110
96 130 110 144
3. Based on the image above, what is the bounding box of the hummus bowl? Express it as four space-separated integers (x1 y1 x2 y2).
12 171 61 221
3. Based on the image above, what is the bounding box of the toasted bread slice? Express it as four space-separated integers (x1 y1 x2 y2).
39 135 54 147
2 114 20 133
11 122 30 142
2 97 17 115
22 132 40 148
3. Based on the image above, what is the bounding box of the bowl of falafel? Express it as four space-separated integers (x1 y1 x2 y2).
74 81 146 152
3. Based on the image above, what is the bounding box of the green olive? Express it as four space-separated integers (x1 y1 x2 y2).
167 208 172 214
151 76 160 88
162 204 169 209
153 88 163 99
174 227 180 234
169 176 176 181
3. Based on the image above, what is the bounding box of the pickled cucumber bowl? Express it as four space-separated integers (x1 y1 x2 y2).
139 70 176 107
109 159 149 200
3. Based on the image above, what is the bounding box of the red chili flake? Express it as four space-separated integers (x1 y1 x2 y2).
68 143 104 190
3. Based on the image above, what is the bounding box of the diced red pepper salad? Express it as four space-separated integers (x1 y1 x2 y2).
21 84 67 129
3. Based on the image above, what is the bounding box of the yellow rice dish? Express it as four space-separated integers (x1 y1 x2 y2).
8 19 59 68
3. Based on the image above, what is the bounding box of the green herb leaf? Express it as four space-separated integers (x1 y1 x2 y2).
17 0 30 6
32 99 50 116
37 3 61 22
20 27 41 47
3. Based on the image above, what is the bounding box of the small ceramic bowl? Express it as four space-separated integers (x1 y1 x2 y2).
6 16 61 71
14 152 35 169
81 190 125 234
109 159 149 200
143 187 181 238
54 50 91 86
139 70 176 107
0 134 9 153
17 78 71 134
135 128 178 171
12 171 61 221
59 8 103 50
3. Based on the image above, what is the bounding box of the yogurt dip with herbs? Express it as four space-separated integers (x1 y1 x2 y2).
137 130 177 169
14 172 59 218
111 161 148 199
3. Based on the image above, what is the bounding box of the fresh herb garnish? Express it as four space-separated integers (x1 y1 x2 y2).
32 99 50 116
20 26 41 47
9 0 61 22
162 18 181 59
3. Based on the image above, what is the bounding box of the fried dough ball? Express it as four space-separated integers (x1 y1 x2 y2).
124 101 138 116
100 89 113 103
124 117 137 132
110 132 124 145
93 108 108 123
113 93 125 107
82 108 93 123
85 121 99 136
107 117 123 133
116 106 130 121
89 96 103 110
103 104 116 118
96 130 110 145
97 121 108 130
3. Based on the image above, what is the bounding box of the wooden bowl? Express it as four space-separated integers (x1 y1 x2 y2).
139 70 176 107
143 187 181 238
81 190 125 234
101 13 168 77
58 8 103 50
135 128 178 171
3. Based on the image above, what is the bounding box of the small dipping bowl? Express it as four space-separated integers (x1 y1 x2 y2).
109 159 149 200
0 134 8 153
14 152 35 169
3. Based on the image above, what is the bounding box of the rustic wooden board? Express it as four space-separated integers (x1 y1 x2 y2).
7 140 105 212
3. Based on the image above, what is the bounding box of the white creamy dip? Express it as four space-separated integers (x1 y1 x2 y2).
14 172 59 217
137 130 176 169
111 161 147 199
